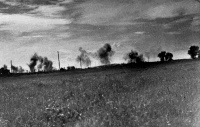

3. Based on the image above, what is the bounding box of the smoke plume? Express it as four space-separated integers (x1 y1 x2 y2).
28 53 53 72
28 53 38 72
11 65 18 73
96 43 115 65
18 66 25 73
144 46 162 61
3 65 7 69
11 65 25 73
76 47 91 68
37 56 53 71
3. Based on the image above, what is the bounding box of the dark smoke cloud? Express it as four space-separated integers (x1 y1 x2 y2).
96 43 115 65
28 53 38 72
28 53 53 72
76 47 91 67
37 56 53 71
42 57 53 71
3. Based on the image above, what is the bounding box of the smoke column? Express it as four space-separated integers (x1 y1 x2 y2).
37 56 53 72
76 47 91 68
42 57 53 71
28 53 53 72
28 53 39 72
18 66 25 73
11 65 18 73
144 46 162 61
96 43 115 65
144 52 150 62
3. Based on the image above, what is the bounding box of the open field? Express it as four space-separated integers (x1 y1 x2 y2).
0 59 200 127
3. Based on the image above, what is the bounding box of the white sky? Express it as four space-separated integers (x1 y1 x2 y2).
0 0 200 71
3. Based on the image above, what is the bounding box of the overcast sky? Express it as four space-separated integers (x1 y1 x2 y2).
0 0 200 70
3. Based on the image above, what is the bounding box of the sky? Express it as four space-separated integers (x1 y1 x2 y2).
0 0 200 71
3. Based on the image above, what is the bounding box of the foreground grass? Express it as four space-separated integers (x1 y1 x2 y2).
0 60 200 127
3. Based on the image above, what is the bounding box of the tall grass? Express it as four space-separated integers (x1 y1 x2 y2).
0 60 200 127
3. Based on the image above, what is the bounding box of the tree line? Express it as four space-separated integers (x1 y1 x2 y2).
1 45 200 75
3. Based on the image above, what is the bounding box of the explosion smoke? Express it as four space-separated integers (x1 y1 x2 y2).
76 47 91 68
42 57 53 71
96 43 115 65
11 65 18 73
28 53 38 72
144 52 150 62
3 65 7 69
28 53 53 72
18 66 25 73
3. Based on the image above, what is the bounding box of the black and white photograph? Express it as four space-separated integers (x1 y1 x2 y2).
0 0 200 126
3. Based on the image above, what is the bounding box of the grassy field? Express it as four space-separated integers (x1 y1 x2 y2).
0 59 200 127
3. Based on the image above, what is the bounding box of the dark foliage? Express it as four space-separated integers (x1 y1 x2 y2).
165 52 173 61
188 46 199 59
158 51 166 62
60 68 67 72
67 66 75 70
0 67 10 76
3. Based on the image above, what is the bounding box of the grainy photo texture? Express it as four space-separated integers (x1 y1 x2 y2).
0 0 200 127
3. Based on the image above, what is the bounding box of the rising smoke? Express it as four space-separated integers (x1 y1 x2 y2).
76 47 91 68
28 53 38 72
28 53 53 72
11 65 24 73
18 66 25 73
96 43 115 65
76 43 115 67
144 46 162 61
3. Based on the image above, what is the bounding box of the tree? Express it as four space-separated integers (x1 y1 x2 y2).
188 45 199 59
165 52 173 61
158 51 166 62
0 65 10 75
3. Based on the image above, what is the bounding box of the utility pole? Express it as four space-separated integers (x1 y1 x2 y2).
10 60 12 73
80 58 82 69
57 51 60 70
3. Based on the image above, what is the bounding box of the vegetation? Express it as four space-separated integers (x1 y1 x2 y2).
165 52 173 61
188 45 199 59
0 59 199 127
2 44 200 75
158 51 166 62
158 51 173 62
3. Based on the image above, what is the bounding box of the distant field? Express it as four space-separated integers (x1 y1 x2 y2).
0 59 200 127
